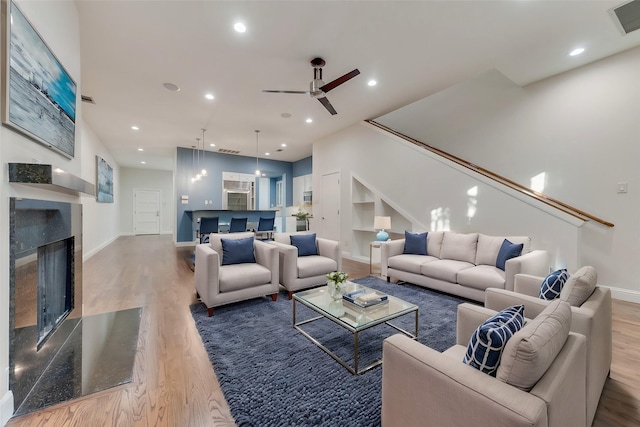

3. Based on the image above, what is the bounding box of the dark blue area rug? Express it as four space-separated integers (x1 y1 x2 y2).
190 276 467 427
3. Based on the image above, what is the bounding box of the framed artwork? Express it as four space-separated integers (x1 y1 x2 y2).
2 0 77 158
96 156 114 203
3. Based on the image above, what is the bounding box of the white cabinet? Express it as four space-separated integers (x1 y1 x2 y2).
293 174 312 207
293 176 304 207
303 174 312 192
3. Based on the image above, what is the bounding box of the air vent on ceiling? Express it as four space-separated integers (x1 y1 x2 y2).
610 0 640 34
218 148 241 155
276 148 283 152
80 95 95 104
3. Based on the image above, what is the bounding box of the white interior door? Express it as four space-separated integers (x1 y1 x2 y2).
321 172 340 241
134 189 160 235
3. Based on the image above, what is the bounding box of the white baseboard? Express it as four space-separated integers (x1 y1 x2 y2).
175 240 197 248
0 391 13 427
606 285 640 304
83 235 121 262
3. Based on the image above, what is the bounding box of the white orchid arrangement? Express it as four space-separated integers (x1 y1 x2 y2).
326 271 348 286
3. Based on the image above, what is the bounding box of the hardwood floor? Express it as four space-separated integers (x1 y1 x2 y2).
6 235 640 426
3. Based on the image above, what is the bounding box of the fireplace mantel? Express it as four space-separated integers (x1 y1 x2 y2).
8 163 95 196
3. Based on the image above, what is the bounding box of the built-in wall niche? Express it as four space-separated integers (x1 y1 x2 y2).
350 175 416 262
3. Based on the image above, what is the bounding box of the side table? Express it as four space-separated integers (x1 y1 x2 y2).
370 241 383 274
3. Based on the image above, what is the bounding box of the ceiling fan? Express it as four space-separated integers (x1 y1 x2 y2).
263 57 360 115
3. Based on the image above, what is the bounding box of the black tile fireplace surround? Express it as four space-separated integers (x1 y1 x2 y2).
9 197 140 416
9 197 84 413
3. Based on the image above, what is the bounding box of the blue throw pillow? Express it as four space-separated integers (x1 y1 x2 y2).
403 231 428 255
539 269 569 300
496 239 524 271
290 233 318 256
221 237 256 265
463 305 525 376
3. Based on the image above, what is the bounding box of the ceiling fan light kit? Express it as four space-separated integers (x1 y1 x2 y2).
263 57 360 115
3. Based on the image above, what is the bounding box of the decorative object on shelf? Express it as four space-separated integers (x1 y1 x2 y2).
374 216 391 241
343 289 389 308
326 271 348 300
295 207 310 221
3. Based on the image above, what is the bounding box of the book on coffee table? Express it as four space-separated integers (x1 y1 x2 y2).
343 289 388 308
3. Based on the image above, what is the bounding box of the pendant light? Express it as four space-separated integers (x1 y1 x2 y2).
191 145 197 183
194 138 202 181
200 128 207 177
255 130 261 176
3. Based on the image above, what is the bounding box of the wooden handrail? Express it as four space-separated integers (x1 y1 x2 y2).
366 120 614 228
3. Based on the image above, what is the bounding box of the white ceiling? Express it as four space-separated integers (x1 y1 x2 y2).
76 0 640 171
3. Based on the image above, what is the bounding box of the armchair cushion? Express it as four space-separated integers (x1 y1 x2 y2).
290 233 318 256
403 231 427 255
496 239 524 271
297 255 338 279
221 237 256 265
560 266 597 307
218 263 273 292
539 269 569 300
497 299 571 391
463 305 525 376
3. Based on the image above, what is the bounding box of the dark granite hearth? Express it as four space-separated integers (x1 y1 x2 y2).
13 307 141 416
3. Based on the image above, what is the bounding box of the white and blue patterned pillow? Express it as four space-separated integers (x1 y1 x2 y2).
463 305 525 376
539 269 569 300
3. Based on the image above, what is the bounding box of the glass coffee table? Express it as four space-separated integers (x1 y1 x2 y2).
293 282 418 374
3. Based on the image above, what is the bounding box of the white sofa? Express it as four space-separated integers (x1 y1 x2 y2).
381 231 549 302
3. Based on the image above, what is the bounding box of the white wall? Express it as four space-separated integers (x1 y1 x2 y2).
313 46 640 301
81 122 120 260
119 167 174 235
0 2 119 422
313 123 581 265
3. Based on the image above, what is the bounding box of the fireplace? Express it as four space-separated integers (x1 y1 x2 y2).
36 236 74 350
9 197 83 413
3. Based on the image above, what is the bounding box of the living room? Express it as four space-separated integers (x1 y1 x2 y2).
1 1 640 426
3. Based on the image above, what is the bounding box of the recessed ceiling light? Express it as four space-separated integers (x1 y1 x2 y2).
305 118 313 123
141 161 146 164
368 80 377 86
281 143 287 147
569 48 585 56
281 112 292 118
137 148 144 151
234 22 246 33
210 143 216 147
265 152 270 156
205 93 214 100
131 125 139 130
163 82 180 91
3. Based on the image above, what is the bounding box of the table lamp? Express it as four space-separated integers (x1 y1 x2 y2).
374 216 391 241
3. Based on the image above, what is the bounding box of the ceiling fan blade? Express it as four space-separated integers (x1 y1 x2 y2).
320 69 360 93
262 90 310 94
317 96 337 115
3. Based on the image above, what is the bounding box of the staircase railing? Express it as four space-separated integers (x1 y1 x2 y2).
366 120 614 228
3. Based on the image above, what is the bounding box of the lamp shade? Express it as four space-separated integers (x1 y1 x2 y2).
373 216 391 230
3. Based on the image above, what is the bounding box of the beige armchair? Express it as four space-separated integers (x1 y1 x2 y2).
382 301 587 427
195 232 279 316
270 232 341 299
484 268 611 426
